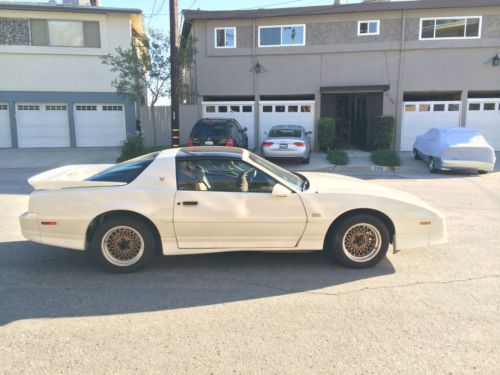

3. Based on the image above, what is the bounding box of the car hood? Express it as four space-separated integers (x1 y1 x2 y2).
299 172 432 208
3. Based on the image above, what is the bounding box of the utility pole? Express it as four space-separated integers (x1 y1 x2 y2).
169 0 180 147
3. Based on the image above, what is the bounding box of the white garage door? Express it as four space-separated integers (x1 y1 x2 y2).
202 102 255 148
74 104 126 147
259 101 315 147
400 101 461 151
16 103 70 147
0 103 11 148
466 99 500 150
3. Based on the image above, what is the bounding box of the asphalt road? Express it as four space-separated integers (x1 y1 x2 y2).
0 167 499 374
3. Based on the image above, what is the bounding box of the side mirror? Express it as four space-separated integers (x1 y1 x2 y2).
307 131 312 135
264 130 269 135
242 127 248 132
272 184 292 197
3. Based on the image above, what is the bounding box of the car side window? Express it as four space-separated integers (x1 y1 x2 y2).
177 159 277 193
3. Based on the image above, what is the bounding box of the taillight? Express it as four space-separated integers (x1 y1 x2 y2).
187 137 193 146
262 142 273 147
226 138 234 147
294 141 305 147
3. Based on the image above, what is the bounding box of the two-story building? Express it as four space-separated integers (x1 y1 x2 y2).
181 0 500 151
0 0 144 148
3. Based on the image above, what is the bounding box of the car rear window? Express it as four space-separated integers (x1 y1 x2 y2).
191 122 229 138
268 129 301 138
87 152 159 183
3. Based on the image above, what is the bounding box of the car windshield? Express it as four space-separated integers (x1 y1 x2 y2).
87 152 159 183
248 153 306 191
268 129 301 138
191 123 228 138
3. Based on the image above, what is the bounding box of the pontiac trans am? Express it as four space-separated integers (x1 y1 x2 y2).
20 147 447 272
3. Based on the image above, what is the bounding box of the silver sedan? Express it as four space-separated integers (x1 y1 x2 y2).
261 125 312 164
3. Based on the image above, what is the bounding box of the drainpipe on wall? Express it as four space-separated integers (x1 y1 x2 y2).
395 9 406 151
252 18 259 151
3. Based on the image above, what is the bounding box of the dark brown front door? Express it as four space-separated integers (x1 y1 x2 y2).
321 93 383 149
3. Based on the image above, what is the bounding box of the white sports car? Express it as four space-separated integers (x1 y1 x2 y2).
20 147 447 272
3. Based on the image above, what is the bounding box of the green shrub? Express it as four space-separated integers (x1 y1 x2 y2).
318 117 336 151
371 149 401 167
327 149 349 165
373 116 395 149
117 134 145 162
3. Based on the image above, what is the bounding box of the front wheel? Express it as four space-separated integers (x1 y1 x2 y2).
413 148 420 160
90 217 156 273
428 157 437 173
324 214 390 268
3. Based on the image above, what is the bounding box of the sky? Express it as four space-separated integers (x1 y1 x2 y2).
100 0 337 32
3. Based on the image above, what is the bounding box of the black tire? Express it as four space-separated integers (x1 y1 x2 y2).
301 155 310 164
324 214 390 269
413 149 420 160
478 170 488 175
428 157 437 173
90 216 156 273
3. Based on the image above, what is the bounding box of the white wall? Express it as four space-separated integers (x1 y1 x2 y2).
0 10 133 92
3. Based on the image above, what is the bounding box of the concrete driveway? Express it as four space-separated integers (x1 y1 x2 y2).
0 152 499 373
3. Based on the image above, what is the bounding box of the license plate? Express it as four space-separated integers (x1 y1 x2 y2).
279 144 288 149
205 140 214 145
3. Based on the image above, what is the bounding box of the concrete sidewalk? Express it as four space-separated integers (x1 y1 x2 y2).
0 147 120 169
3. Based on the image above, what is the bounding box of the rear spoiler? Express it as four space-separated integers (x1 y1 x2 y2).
28 164 126 190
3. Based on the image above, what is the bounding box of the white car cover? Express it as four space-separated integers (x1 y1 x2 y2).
414 127 496 163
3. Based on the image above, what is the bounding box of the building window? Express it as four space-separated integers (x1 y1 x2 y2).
259 24 305 47
448 104 460 111
419 104 431 112
215 27 236 48
263 106 273 112
301 105 311 113
45 105 67 111
218 106 228 113
242 106 253 113
483 103 496 111
468 103 480 111
76 105 97 111
433 104 445 112
288 105 298 112
358 20 380 36
102 105 123 111
404 104 416 112
420 17 481 40
0 104 8 110
18 105 40 111
275 105 285 112
30 19 101 48
205 105 216 113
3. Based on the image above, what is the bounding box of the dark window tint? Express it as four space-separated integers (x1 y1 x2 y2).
263 105 273 112
191 122 229 138
434 104 445 112
260 27 280 46
466 18 480 37
177 159 277 193
275 105 285 112
83 21 101 48
268 129 301 138
421 19 435 38
484 103 496 111
242 106 252 112
87 152 159 183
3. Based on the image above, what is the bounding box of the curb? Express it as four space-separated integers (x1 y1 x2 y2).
330 165 424 174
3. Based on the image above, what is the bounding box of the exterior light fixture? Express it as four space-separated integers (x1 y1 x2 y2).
492 54 500 67
254 61 262 74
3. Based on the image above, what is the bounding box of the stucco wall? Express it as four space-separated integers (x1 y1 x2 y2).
0 10 133 92
0 18 30 45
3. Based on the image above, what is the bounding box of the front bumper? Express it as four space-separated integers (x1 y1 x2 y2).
438 159 495 172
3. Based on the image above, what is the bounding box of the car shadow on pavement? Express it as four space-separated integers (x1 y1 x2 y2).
0 241 395 326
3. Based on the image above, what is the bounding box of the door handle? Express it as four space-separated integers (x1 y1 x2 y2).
182 201 198 206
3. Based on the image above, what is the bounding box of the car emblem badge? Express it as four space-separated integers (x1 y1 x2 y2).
159 176 165 181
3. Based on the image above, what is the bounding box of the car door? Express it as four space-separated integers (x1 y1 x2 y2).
173 158 307 249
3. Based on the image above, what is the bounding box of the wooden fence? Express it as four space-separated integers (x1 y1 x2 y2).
140 105 199 147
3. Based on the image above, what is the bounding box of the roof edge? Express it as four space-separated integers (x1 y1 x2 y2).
0 2 142 14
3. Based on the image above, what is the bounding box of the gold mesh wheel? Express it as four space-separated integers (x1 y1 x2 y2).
101 226 145 267
341 223 382 262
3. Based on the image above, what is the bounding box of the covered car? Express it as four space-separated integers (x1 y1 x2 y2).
413 127 496 173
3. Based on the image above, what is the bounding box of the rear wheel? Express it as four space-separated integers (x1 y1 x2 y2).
301 155 310 164
90 217 156 273
413 149 420 160
478 170 488 175
324 214 390 268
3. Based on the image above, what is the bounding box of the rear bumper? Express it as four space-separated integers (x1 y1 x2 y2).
439 159 495 172
19 212 40 242
262 149 308 158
